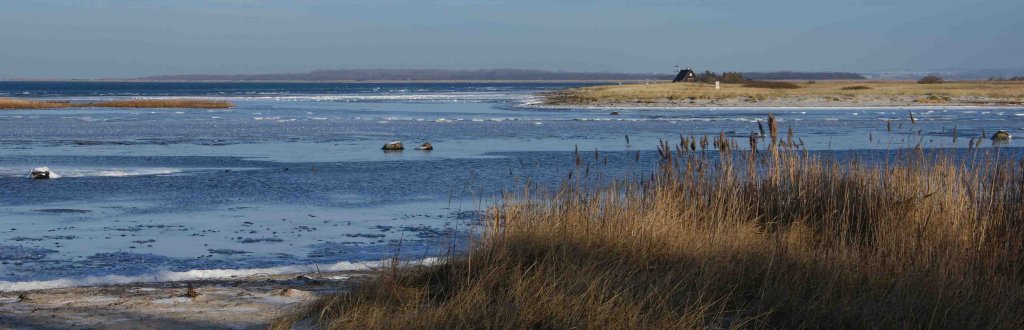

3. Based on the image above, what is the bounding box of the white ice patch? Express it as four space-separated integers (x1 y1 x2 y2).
0 258 439 292
93 93 524 103
87 168 181 177
55 168 181 178
243 93 522 103
1 167 181 178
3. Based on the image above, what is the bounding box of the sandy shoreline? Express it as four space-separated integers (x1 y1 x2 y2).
0 270 366 329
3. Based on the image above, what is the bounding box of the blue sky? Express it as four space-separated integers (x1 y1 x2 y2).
0 0 1021 78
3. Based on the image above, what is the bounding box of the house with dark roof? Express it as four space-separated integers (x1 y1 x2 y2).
672 68 696 82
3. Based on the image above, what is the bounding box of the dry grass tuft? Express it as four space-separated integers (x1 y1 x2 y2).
276 117 1024 329
742 80 801 89
185 284 200 299
915 94 952 104
0 98 232 109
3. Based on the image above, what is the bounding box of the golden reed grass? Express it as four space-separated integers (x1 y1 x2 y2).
0 98 71 109
275 117 1024 329
0 98 232 109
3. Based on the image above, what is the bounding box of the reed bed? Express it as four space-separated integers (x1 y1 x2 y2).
276 116 1024 329
0 98 70 109
0 98 232 109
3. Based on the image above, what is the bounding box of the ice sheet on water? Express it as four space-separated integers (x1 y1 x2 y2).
239 93 526 103
87 168 167 177
34 209 90 214
0 167 182 178
0 245 58 261
208 249 252 255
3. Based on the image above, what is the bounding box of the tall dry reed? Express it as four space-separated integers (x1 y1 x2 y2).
275 118 1024 329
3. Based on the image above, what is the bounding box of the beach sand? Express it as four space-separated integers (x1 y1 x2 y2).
0 271 367 329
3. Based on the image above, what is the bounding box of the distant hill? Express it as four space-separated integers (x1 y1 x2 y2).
137 69 867 82
139 69 673 82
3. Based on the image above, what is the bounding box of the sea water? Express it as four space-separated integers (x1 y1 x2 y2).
2 81 1023 290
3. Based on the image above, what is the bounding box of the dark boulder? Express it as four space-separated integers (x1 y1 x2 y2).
991 130 1012 141
382 141 404 151
30 167 52 180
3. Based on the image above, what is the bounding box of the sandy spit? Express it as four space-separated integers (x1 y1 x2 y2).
537 92 1024 109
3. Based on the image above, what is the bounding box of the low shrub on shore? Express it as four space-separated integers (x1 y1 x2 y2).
918 75 944 84
276 117 1024 329
741 80 801 89
0 98 232 109
840 85 871 90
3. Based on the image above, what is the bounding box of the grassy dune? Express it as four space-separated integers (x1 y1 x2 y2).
275 118 1024 329
0 98 232 109
544 81 1024 107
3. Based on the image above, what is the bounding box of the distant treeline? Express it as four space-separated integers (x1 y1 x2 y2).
742 71 866 80
694 71 747 84
140 69 674 82
139 69 866 82
989 76 1024 81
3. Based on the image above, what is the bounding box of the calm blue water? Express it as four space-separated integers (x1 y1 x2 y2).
2 81 1023 289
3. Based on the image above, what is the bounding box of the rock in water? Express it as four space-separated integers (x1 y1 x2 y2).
30 167 52 180
416 142 433 150
991 130 1012 141
610 111 620 115
382 141 404 151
